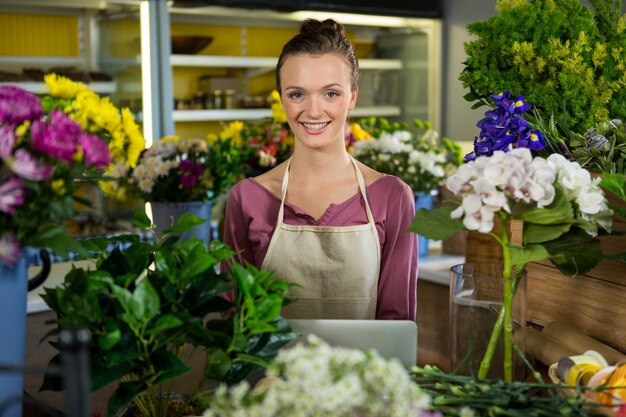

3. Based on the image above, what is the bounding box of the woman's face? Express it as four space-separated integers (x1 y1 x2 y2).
279 53 358 150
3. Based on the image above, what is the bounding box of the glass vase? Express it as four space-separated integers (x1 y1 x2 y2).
449 262 528 380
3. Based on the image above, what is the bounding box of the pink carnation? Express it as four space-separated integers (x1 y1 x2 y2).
0 85 43 125
10 149 53 181
80 132 110 169
31 110 81 163
0 176 25 214
0 124 16 159
0 232 21 267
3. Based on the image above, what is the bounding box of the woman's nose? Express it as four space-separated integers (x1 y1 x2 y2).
305 96 324 118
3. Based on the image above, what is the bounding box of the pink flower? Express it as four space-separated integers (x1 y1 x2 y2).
31 110 81 162
0 176 24 214
10 149 53 181
80 132 110 169
0 123 16 159
0 232 21 267
0 85 43 125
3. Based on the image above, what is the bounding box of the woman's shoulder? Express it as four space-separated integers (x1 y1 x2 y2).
368 173 413 195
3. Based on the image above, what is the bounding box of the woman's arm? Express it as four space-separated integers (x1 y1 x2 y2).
376 182 418 320
222 183 256 269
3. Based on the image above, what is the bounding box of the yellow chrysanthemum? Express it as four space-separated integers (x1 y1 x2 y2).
349 123 373 141
15 121 30 138
99 179 127 201
206 133 218 145
120 108 146 167
220 121 244 142
44 73 88 99
160 135 179 143
269 90 288 124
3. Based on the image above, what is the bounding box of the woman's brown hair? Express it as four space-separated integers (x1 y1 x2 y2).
276 18 360 93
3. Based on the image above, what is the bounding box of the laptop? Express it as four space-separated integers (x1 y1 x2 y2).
285 319 418 368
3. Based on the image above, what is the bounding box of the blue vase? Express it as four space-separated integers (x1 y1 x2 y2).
0 247 48 417
414 191 435 257
150 201 212 248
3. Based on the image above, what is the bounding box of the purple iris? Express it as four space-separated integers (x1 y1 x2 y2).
0 85 43 125
465 91 546 161
179 160 203 189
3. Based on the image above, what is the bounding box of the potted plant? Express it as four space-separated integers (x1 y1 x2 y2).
0 73 142 416
40 211 297 417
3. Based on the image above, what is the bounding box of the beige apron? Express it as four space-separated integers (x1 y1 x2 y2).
261 156 381 319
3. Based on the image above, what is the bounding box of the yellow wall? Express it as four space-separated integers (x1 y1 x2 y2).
0 12 79 56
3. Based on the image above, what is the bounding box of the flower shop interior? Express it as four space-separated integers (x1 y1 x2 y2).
1 0 626 416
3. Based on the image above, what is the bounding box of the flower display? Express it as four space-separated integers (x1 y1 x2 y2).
204 335 438 417
213 91 294 177
465 91 546 161
460 0 626 175
349 118 462 193
115 135 240 204
411 147 613 381
42 73 146 202
0 79 119 266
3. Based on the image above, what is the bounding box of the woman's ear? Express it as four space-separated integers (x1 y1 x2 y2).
349 87 359 110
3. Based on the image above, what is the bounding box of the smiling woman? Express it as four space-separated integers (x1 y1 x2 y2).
221 18 419 322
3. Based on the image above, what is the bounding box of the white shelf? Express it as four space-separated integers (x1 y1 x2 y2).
170 54 402 71
171 105 400 122
0 81 117 94
0 55 85 66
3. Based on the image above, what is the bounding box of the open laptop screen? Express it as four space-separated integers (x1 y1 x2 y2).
286 319 418 368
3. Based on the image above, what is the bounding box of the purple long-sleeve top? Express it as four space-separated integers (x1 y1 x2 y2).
222 174 418 320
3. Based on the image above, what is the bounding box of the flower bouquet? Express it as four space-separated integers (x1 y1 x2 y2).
411 144 613 381
348 117 462 194
204 335 437 417
214 91 294 177
0 72 144 265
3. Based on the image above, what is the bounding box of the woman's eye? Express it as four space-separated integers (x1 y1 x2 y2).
326 91 338 98
288 92 303 99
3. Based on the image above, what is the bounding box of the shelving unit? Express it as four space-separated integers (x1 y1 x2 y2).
0 80 117 94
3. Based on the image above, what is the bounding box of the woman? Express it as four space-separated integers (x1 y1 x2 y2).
223 18 418 320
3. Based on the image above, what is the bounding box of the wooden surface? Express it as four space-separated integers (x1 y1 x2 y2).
416 279 450 371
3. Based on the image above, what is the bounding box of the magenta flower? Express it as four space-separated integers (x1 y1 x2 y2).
10 149 53 181
0 123 16 159
0 176 25 214
179 159 203 189
0 85 43 125
80 132 110 169
0 232 21 267
31 110 81 162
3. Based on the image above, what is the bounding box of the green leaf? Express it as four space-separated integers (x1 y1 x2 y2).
204 348 231 380
164 213 206 234
98 319 122 351
132 209 152 229
508 244 550 266
39 354 63 392
180 251 213 277
90 362 134 392
524 222 572 244
234 352 271 368
517 186 573 224
607 252 626 263
147 314 183 335
152 350 191 384
600 173 626 201
131 278 160 322
543 229 604 276
409 205 464 240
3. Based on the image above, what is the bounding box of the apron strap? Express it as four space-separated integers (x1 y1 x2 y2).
276 155 376 226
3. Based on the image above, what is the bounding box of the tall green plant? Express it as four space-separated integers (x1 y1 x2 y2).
460 0 626 135
40 212 297 417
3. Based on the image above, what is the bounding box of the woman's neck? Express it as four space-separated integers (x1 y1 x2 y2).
289 146 353 183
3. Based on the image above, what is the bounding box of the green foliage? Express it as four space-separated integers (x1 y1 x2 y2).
40 213 297 417
460 0 626 137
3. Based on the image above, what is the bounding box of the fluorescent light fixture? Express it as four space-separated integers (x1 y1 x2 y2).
140 0 153 148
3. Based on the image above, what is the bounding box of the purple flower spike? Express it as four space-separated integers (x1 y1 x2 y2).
0 85 43 125
179 159 203 189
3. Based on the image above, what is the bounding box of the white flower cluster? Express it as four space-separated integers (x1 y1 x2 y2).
131 138 207 194
203 336 432 417
447 148 612 235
